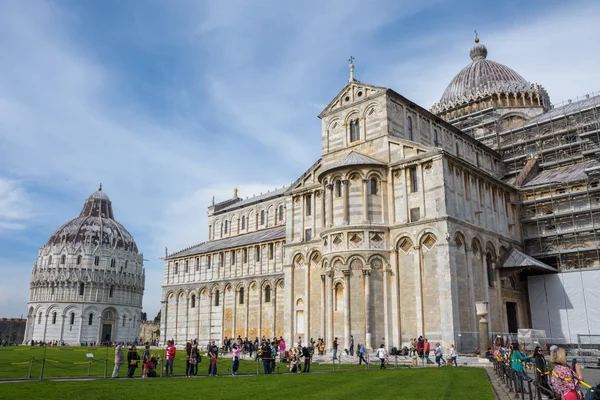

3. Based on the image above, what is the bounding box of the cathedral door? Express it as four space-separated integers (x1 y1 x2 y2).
102 324 113 342
506 302 518 334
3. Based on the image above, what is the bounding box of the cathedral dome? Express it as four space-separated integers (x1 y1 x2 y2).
439 39 528 105
45 186 138 252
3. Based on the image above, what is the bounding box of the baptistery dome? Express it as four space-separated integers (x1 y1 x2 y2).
24 187 145 345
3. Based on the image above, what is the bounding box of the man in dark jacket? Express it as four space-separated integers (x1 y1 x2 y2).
261 343 272 374
126 345 140 378
302 345 311 372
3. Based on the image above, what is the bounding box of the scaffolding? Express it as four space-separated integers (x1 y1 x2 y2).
444 91 600 271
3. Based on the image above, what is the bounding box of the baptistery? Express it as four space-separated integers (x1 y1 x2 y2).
24 186 145 345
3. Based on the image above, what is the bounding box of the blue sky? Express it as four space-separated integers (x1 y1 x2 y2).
1 0 599 320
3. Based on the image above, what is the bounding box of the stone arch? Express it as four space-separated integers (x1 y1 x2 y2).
308 250 322 267
275 278 284 289
348 255 366 270
485 241 497 260
344 109 360 124
225 283 233 292
292 252 305 267
347 169 364 181
261 279 273 290
454 231 467 250
367 254 385 268
365 170 385 181
329 256 345 271
416 228 438 245
326 117 341 132
45 304 61 316
420 232 437 251
362 102 379 119
471 237 483 258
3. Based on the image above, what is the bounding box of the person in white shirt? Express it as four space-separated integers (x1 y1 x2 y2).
450 344 457 366
434 343 446 367
376 344 387 370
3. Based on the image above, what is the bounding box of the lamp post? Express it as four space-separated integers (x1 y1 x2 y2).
475 301 489 357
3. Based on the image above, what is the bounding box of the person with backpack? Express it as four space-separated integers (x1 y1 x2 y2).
376 344 387 370
358 343 369 365
208 340 219 376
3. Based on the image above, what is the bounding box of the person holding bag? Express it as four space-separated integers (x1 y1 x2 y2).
551 348 584 400
127 344 140 378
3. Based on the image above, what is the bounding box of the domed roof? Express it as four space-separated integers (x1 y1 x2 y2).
439 38 529 105
45 186 138 252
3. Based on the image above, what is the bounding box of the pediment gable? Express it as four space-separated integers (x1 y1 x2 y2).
319 81 387 119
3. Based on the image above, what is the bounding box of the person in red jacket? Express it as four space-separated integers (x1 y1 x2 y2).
417 336 424 359
424 339 434 364
164 340 176 377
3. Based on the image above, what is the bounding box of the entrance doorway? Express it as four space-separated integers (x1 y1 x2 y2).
102 324 113 342
506 302 518 333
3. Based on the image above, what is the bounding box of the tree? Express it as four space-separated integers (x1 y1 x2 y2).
141 312 147 321
154 310 161 323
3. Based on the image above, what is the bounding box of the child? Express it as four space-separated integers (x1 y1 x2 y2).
289 355 298 373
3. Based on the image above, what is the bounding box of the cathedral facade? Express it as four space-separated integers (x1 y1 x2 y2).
161 38 599 351
24 188 145 345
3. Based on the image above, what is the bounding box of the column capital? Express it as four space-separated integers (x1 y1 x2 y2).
362 269 371 276
341 180 349 185
342 269 350 277
413 245 421 250
362 178 369 183
326 184 333 190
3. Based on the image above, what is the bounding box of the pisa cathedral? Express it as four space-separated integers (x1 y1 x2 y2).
24 188 145 345
161 37 600 351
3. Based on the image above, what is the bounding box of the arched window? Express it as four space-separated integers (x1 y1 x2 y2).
241 216 246 230
191 295 196 308
433 129 439 146
79 282 85 296
52 312 57 324
224 220 228 234
407 116 413 141
69 312 75 325
455 141 460 157
88 313 93 325
60 255 66 265
335 283 343 311
239 287 244 305
94 256 100 266
264 285 271 303
349 119 360 142
76 255 82 265
174 262 178 274
122 315 126 327
110 259 116 268
195 257 199 271
48 255 52 266
260 210 265 225
109 285 114 297
369 178 378 195
335 180 342 198
125 260 128 269
51 286 54 296
38 312 42 324
305 194 312 216
214 290 220 306
185 260 189 273
278 206 284 222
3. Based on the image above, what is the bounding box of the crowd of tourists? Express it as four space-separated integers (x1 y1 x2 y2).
110 334 464 378
494 340 598 400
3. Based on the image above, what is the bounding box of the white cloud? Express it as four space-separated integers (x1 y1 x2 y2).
0 178 31 234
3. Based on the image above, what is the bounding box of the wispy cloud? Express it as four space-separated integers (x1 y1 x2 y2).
0 179 31 233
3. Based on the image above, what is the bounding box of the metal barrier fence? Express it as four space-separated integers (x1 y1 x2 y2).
492 358 560 400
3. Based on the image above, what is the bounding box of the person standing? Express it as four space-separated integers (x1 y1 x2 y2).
127 344 140 378
302 345 311 373
208 340 219 376
434 343 445 367
333 337 339 360
450 344 457 366
550 347 583 400
231 343 242 375
192 340 200 376
417 336 424 359
348 335 355 356
424 339 433 364
261 342 272 374
510 343 531 397
533 346 549 392
358 343 369 365
112 342 124 378
185 341 193 378
141 343 151 378
278 337 286 362
376 344 387 369
164 340 176 377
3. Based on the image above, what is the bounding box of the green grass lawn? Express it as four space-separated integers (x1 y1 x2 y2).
0 346 379 379
0 367 495 400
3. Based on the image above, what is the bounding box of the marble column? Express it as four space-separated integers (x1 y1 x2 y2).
59 314 65 343
77 313 84 343
220 290 225 344
320 273 326 339
363 269 372 350
184 292 189 342
382 267 390 348
232 288 238 339
326 271 333 350
304 258 310 340
413 245 424 336
390 249 401 347
362 179 369 223
327 185 334 228
342 180 349 225
258 285 263 339
343 269 351 349
272 283 277 337
245 285 249 338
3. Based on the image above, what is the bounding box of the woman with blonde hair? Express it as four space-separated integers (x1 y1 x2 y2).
550 348 583 400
